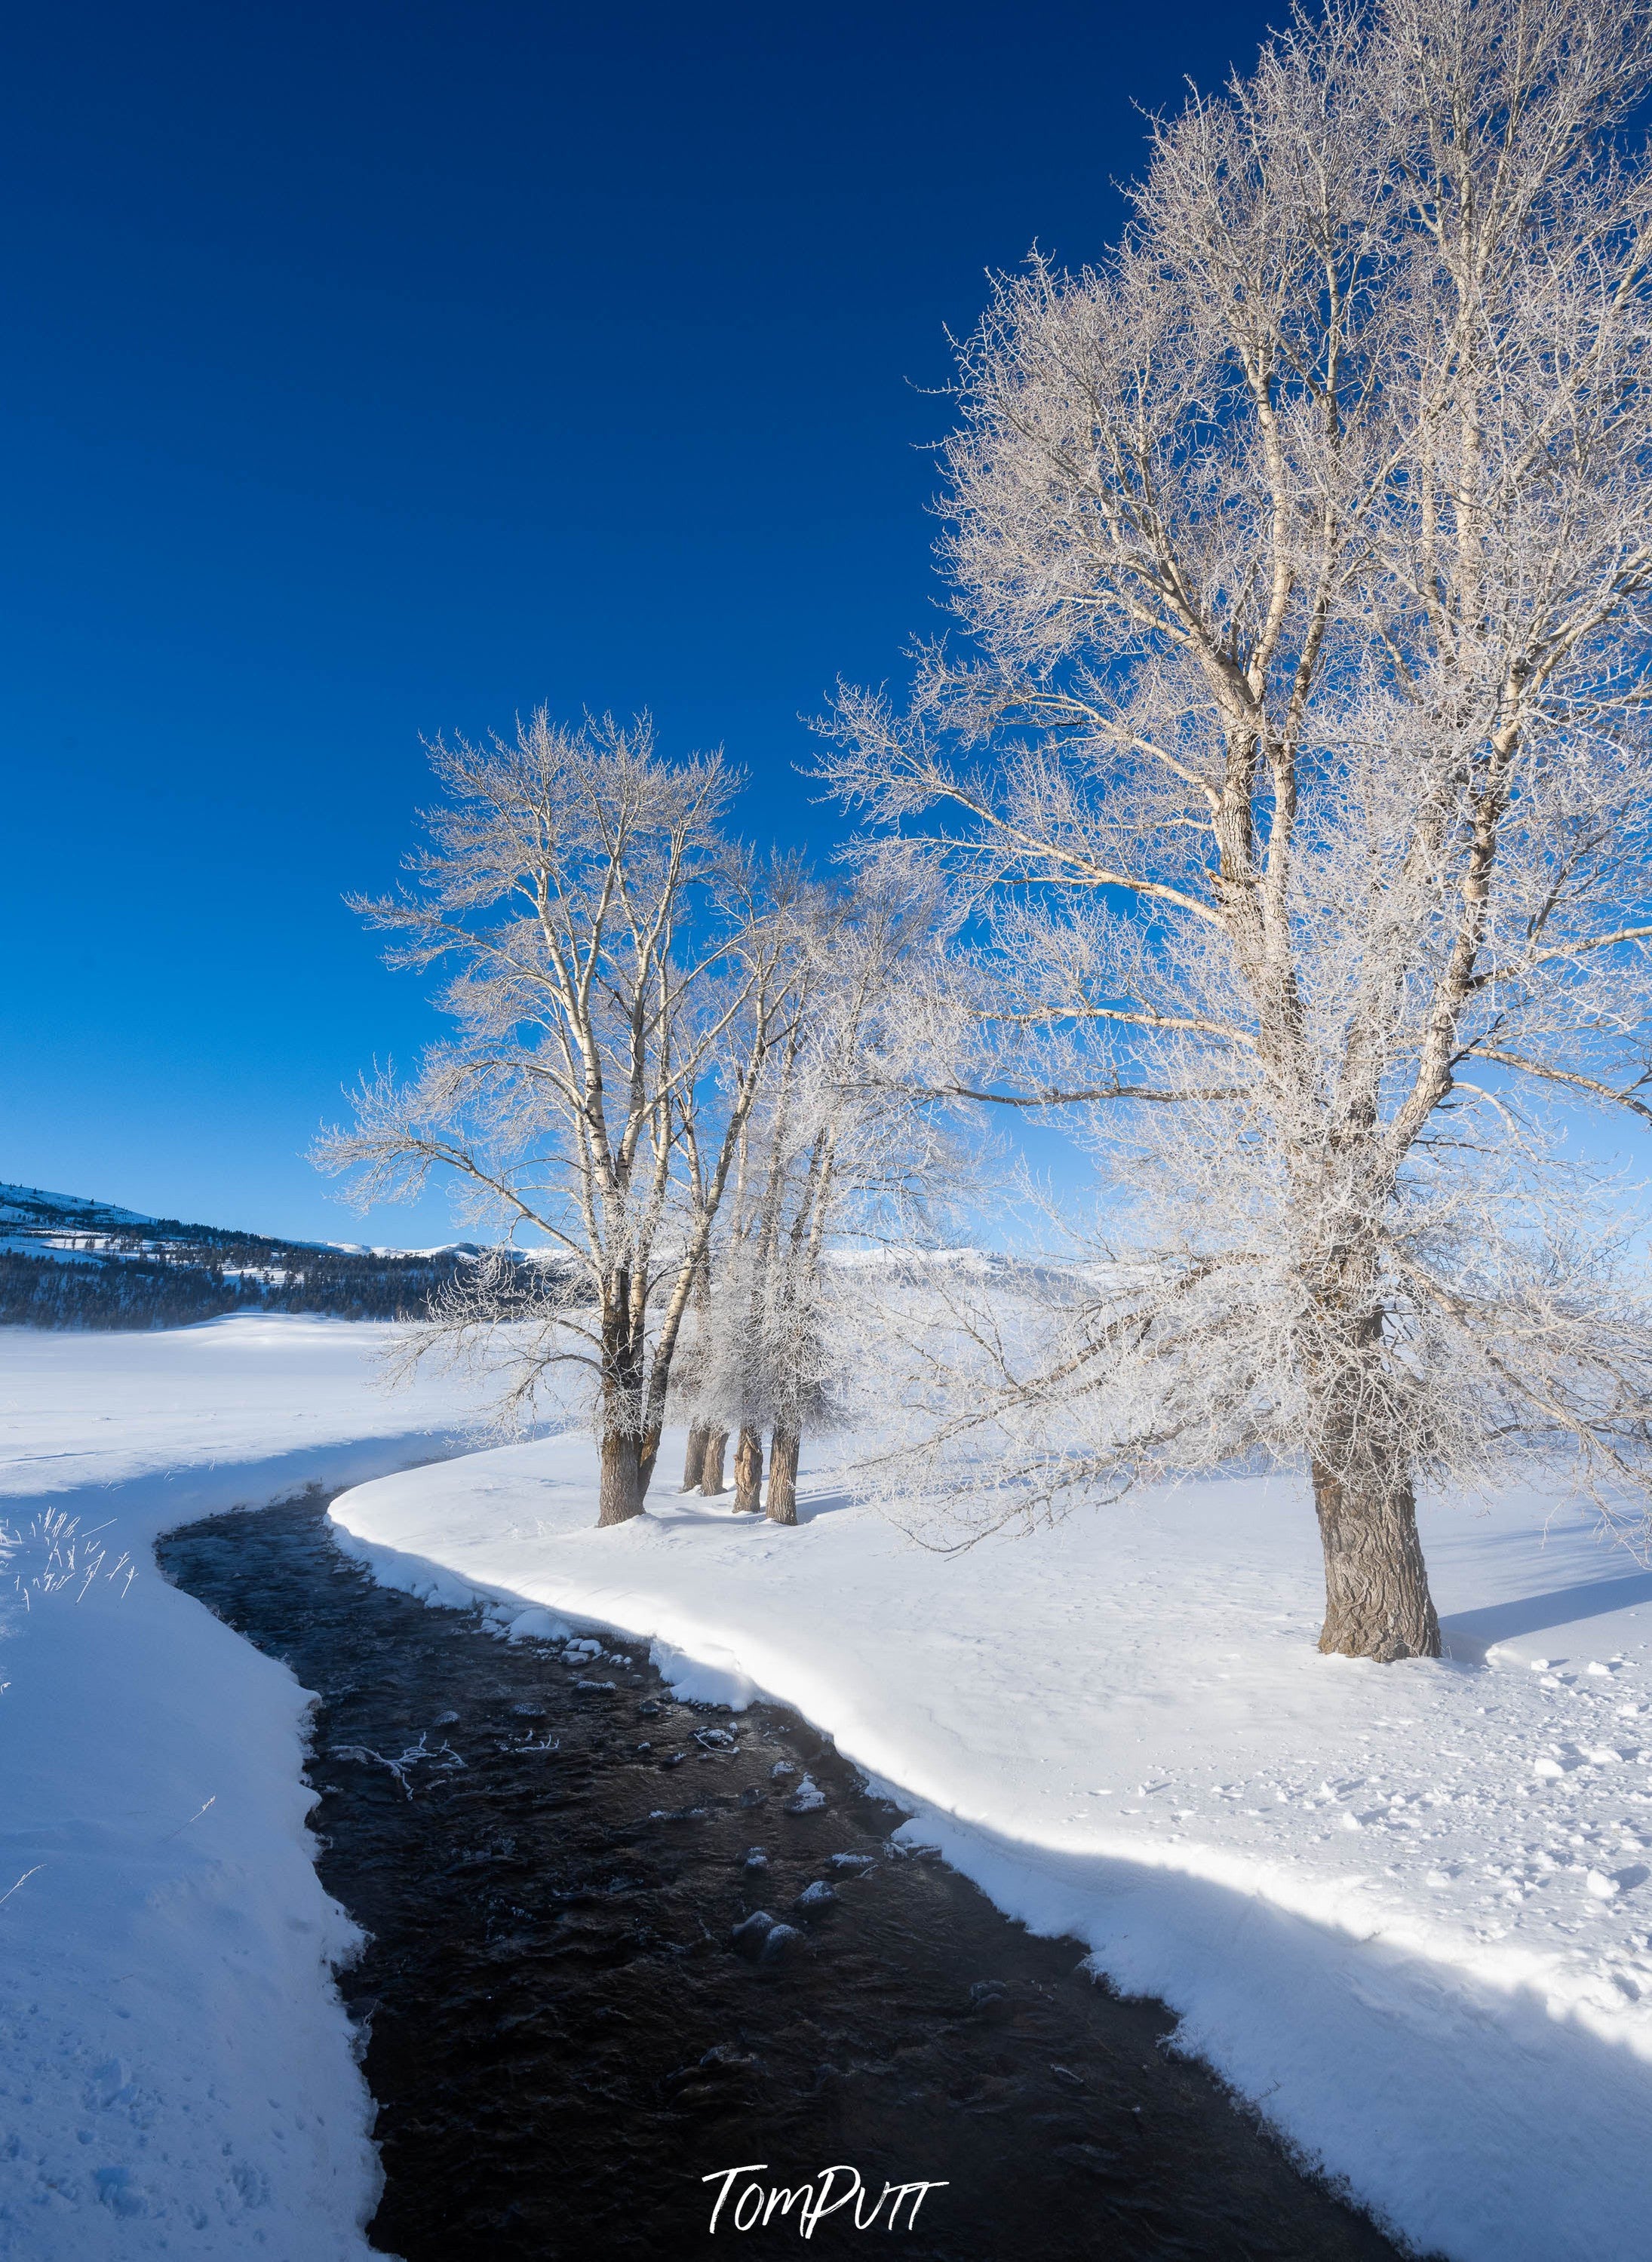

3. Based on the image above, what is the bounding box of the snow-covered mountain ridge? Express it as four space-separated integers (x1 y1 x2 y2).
0 1180 479 1260
0 1183 159 1237
0 1183 501 1328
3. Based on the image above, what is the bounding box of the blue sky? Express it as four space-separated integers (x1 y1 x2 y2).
1 0 1274 1243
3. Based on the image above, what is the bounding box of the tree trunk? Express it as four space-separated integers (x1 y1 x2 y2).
597 1295 649 1527
1313 1456 1440 1661
637 1425 662 1499
700 1429 728 1495
1303 1296 1441 1662
597 1429 645 1527
682 1422 710 1491
732 1426 763 1513
766 1425 800 1525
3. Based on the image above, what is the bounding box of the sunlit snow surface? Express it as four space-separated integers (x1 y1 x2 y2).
333 1435 1652 2262
0 1318 493 2261
5 1314 1652 2260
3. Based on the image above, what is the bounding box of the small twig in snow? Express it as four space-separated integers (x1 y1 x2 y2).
164 1795 217 1840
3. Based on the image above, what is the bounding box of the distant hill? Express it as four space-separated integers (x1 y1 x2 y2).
0 1183 524 1331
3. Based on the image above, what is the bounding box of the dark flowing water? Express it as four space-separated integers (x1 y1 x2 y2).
158 1492 1410 2262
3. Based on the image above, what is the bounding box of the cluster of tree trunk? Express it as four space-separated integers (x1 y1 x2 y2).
680 1420 800 1523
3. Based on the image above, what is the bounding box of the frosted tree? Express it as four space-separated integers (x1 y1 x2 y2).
675 1257 725 1496
687 930 832 1518
316 711 806 1527
824 0 1652 1658
686 866 967 1522
674 852 818 1509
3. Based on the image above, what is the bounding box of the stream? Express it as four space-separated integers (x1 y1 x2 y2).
158 1490 1409 2261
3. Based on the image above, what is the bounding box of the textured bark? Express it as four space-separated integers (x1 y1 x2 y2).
596 1293 649 1527
682 1423 711 1491
638 1425 662 1499
766 1426 800 1524
732 1426 763 1513
597 1430 645 1527
699 1429 728 1496
1313 1456 1440 1661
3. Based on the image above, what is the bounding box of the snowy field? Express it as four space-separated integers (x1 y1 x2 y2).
0 1317 490 2261
331 1434 1652 2262
5 1315 1652 2260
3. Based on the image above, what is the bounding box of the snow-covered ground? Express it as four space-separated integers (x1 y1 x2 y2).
331 1436 1652 2262
0 1317 490 2261
7 1311 1652 2261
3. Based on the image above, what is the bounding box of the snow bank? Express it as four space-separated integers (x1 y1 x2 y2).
331 1434 1652 2262
0 1316 489 2261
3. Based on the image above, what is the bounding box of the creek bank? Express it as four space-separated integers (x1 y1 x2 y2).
160 1491 1404 2261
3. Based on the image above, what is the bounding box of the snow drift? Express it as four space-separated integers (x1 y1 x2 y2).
0 1316 490 2261
331 1433 1652 2262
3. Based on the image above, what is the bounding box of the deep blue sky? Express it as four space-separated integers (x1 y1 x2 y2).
2 0 1273 1243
